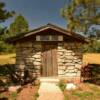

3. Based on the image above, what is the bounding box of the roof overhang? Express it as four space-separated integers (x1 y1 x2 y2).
6 23 87 43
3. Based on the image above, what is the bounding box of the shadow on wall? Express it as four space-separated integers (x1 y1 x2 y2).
81 64 100 86
16 43 42 78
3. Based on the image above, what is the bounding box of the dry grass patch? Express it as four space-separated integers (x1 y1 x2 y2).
83 53 100 64
0 54 16 65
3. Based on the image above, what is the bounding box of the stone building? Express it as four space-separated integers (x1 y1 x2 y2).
8 23 86 83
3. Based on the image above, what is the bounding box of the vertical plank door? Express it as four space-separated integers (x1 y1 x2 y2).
42 44 58 76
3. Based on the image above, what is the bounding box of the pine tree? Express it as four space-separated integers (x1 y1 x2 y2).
8 15 29 37
0 2 14 23
60 0 100 34
0 2 15 53
60 0 100 53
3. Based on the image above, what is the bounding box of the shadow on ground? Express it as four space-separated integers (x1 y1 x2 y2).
0 97 8 100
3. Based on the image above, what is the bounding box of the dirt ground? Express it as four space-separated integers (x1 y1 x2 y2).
17 84 39 100
0 84 39 100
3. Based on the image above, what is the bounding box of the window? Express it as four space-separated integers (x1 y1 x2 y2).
40 35 49 41
36 35 63 41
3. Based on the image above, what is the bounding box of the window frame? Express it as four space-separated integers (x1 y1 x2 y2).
36 35 63 41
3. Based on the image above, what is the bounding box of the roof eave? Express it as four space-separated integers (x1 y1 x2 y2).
6 23 87 43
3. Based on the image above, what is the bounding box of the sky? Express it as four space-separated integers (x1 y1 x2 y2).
1 0 68 30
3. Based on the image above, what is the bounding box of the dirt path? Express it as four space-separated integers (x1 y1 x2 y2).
17 84 38 100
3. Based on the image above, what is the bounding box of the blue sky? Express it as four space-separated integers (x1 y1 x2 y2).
1 0 69 30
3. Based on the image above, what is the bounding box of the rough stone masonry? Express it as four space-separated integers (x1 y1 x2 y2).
15 41 82 83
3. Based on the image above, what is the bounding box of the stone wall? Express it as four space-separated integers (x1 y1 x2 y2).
16 42 42 77
15 41 83 83
57 42 82 83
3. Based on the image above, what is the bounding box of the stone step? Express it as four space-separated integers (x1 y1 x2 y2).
38 77 60 83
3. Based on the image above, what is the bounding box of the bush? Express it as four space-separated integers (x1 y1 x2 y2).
35 92 39 98
58 80 66 91
10 92 17 100
0 64 38 86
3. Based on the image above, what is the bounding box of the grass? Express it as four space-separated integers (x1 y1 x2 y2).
87 83 100 99
34 92 39 100
32 85 40 100
63 83 100 100
58 80 66 91
0 54 15 65
83 53 100 64
0 92 18 100
72 91 93 100
10 92 17 100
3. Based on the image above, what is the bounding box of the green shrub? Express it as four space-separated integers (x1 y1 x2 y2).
58 81 66 91
35 92 39 98
10 92 17 100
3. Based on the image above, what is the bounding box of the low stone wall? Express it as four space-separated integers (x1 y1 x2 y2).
16 42 42 77
57 42 82 83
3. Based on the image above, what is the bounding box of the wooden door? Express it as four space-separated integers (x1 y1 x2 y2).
42 43 58 76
